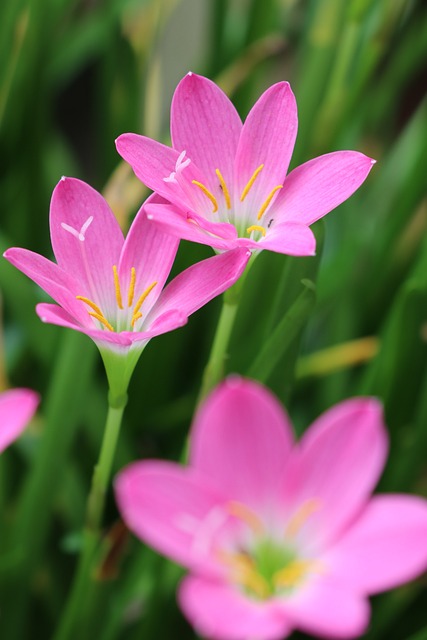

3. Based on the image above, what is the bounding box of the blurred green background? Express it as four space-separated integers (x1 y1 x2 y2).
1 0 427 638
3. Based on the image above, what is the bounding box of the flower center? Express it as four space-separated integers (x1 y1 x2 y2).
220 499 322 600
76 266 157 332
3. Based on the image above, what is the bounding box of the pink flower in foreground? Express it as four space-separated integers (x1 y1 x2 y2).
116 73 375 256
116 379 427 640
0 388 39 453
4 178 249 394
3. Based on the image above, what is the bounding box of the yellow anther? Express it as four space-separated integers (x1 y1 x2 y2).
273 559 314 589
285 499 321 538
240 164 264 202
88 312 114 332
257 185 283 221
131 281 157 325
113 265 123 309
128 267 136 307
192 180 218 212
76 296 104 317
246 224 266 237
220 552 270 600
215 168 231 209
227 501 265 536
131 312 142 327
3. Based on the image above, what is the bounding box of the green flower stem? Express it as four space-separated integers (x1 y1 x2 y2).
197 254 256 404
54 397 127 640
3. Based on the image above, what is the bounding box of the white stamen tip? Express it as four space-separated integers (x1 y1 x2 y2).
60 175 66 182
147 214 154 220
187 71 193 77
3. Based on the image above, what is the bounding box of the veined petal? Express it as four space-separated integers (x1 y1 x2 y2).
0 389 39 453
36 303 134 347
171 73 242 195
234 82 297 217
4 248 88 324
190 378 294 513
115 461 229 575
145 203 238 251
179 576 291 640
147 248 249 323
116 134 210 214
283 398 388 550
274 151 375 226
280 576 370 639
238 222 316 256
326 495 427 594
50 178 124 308
118 196 180 315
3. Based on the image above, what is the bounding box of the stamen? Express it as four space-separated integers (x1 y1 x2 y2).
227 501 265 536
131 281 157 326
285 499 321 538
192 180 218 212
112 265 123 309
240 164 264 202
76 296 104 317
215 168 231 209
220 552 270 599
128 267 136 307
257 185 282 221
273 559 314 589
246 224 266 237
130 312 142 327
88 312 114 332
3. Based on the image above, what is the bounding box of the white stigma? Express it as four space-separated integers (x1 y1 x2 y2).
163 150 191 184
61 215 94 242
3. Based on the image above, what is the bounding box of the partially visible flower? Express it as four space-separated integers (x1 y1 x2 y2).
116 73 375 256
0 388 39 453
116 378 427 640
4 178 249 397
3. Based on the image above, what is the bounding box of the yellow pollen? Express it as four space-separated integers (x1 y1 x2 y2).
112 265 123 309
192 180 218 212
240 164 264 202
88 312 114 332
257 185 283 221
215 168 231 209
128 267 136 307
285 499 321 538
131 281 157 326
220 552 270 600
246 224 266 237
273 559 315 589
76 296 104 317
227 501 265 536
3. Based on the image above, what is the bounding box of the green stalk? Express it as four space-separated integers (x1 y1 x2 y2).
197 255 255 403
53 397 127 640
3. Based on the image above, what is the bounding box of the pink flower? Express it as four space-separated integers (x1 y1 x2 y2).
116 73 375 256
0 388 39 453
116 378 427 640
4 178 249 394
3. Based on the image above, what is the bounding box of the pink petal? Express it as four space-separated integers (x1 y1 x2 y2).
50 178 124 304
281 577 370 639
148 248 250 323
115 134 209 214
36 303 134 348
326 495 427 594
171 73 242 196
283 398 388 549
0 389 39 453
275 151 375 226
145 203 238 251
238 222 316 256
118 198 179 315
179 575 291 640
234 83 297 217
115 461 229 575
4 248 88 324
190 378 294 513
